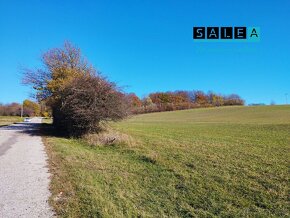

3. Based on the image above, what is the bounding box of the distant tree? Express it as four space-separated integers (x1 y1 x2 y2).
125 93 143 114
150 92 171 105
0 103 21 116
170 91 187 104
170 91 192 110
224 94 244 106
149 92 171 111
39 101 52 117
142 97 153 107
208 92 224 106
126 93 142 107
193 91 208 106
0 103 3 115
23 99 40 117
141 97 158 113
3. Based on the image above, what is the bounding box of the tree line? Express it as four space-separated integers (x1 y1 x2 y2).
0 90 245 117
125 91 244 114
0 100 50 117
22 42 244 137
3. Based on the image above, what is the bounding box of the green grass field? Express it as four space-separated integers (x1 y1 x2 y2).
45 105 290 217
0 116 22 126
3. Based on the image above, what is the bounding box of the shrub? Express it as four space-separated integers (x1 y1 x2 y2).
23 42 127 136
58 74 127 136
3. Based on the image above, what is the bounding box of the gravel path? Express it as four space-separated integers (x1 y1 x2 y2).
0 118 54 218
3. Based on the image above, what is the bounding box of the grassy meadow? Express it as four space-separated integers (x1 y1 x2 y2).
44 105 290 217
0 116 22 126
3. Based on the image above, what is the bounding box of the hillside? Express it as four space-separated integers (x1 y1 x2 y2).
45 105 290 217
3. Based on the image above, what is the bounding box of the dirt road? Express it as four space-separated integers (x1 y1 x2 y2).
0 118 53 217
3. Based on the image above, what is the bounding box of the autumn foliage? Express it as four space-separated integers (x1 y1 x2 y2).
23 42 127 136
0 100 47 117
22 42 245 135
126 90 244 114
0 103 22 116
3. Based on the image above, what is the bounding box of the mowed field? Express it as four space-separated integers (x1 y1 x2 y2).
45 105 290 217
0 116 22 126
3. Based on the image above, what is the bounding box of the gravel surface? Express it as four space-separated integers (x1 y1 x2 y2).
0 118 54 218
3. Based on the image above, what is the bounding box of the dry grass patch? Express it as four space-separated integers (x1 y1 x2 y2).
83 127 135 147
0 116 22 126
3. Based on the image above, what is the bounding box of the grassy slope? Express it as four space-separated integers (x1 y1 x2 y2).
0 116 22 126
45 106 290 217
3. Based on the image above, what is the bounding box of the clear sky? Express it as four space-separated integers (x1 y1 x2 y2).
0 0 289 105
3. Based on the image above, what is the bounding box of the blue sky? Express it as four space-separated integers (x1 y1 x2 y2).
0 0 289 105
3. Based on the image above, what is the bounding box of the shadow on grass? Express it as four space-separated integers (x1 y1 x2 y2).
38 123 68 137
